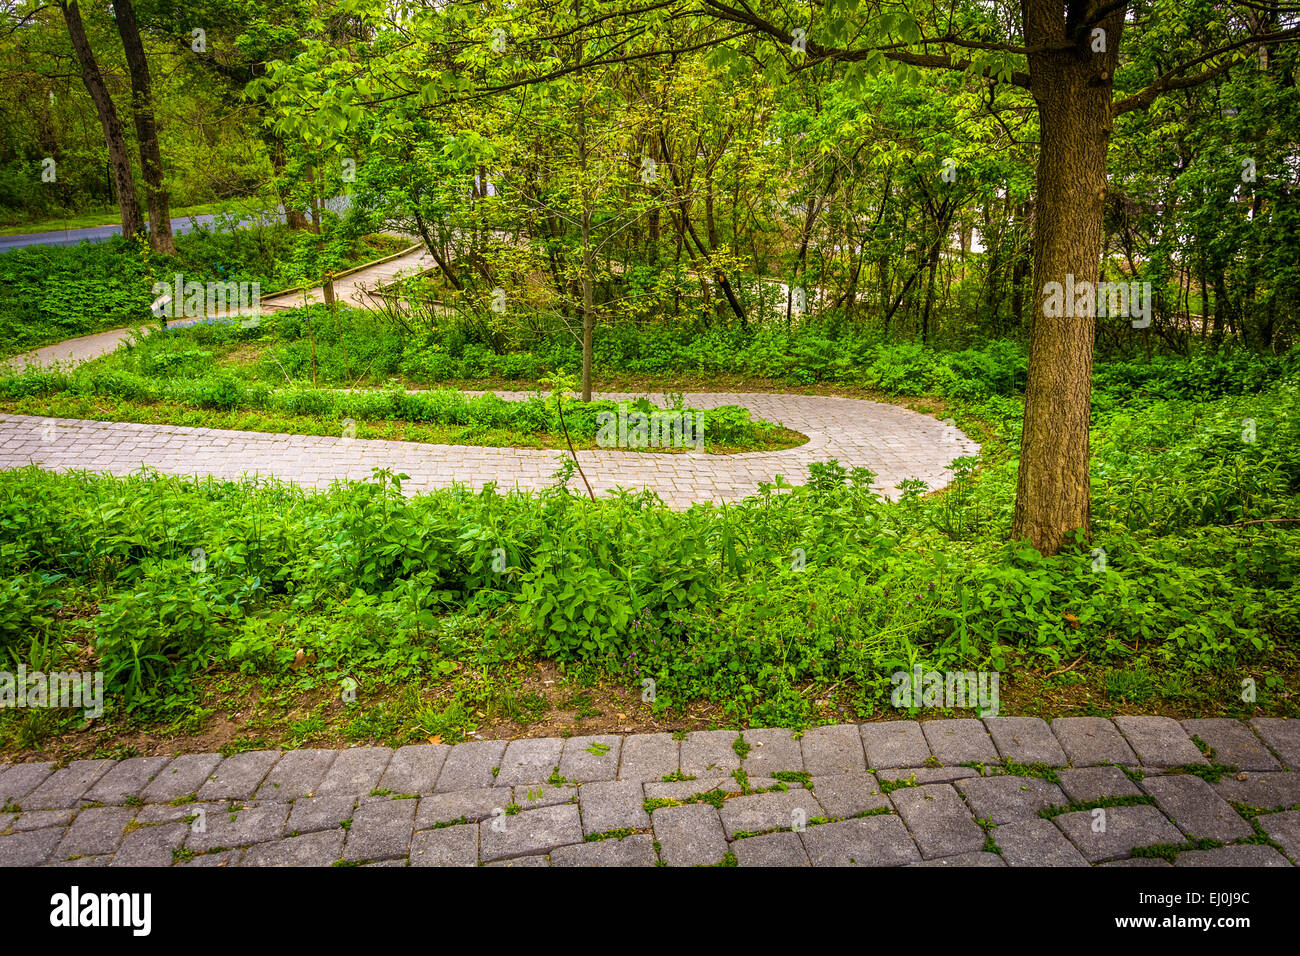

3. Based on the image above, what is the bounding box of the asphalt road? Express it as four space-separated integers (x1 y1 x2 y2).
0 197 351 252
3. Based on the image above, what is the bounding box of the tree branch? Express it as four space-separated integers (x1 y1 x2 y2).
1112 26 1300 116
698 0 1033 87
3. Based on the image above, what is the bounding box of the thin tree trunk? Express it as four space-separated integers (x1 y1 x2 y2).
412 207 463 291
922 239 940 345
657 129 749 329
270 140 310 230
60 1 142 240
113 0 173 253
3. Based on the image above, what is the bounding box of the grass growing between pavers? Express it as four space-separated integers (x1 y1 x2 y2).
960 760 1063 784
1037 794 1157 819
880 775 920 794
1010 791 1300 865
729 806 895 842
643 778 797 814
584 827 649 842
1231 803 1300 862
1131 838 1226 863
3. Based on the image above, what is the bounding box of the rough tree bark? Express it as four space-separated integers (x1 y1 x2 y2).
1011 0 1126 555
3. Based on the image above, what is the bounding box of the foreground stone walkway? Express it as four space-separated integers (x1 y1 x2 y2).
0 390 978 505
2 717 1296 867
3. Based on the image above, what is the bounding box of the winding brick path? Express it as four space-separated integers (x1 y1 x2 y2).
3 243 977 502
1 718 1296 867
0 392 977 504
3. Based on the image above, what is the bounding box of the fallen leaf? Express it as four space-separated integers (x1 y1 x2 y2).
428 735 443 745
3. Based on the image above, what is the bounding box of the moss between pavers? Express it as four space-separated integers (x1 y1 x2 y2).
584 827 649 842
1132 838 1224 863
729 806 893 842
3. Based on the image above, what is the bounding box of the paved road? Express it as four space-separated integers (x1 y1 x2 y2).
1 717 1295 867
0 390 978 504
0 198 350 253
1 212 258 253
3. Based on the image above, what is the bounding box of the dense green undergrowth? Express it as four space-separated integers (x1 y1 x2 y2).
46 300 1298 409
275 301 1300 400
0 364 791 454
1 347 1296 732
0 230 407 359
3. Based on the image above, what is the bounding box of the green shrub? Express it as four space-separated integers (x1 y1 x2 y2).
0 572 63 654
93 563 241 703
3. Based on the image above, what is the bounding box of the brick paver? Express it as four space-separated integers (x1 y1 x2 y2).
1 718 1296 866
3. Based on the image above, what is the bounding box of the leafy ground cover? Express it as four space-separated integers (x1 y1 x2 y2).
0 230 409 359
2 336 1296 761
0 317 800 453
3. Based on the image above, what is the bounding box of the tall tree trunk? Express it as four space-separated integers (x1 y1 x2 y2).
1012 2 1125 555
60 1 142 240
575 32 595 402
113 0 173 253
